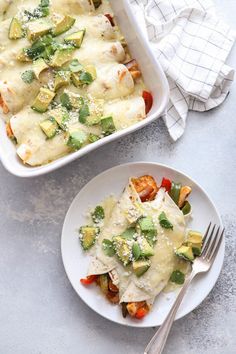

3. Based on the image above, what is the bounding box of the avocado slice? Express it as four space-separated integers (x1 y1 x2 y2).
139 238 155 257
31 88 55 113
79 226 99 250
101 116 116 136
175 245 194 262
133 259 151 277
50 47 75 67
26 18 53 41
88 133 100 143
33 58 49 79
113 236 132 266
9 18 23 39
54 70 71 90
64 30 86 48
52 14 75 36
39 118 58 138
187 231 203 256
48 107 69 131
67 129 88 150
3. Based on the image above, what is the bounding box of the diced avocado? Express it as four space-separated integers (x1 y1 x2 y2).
138 216 155 233
92 205 105 223
9 18 23 39
52 14 75 36
170 270 185 285
26 18 53 41
187 231 203 244
92 0 102 8
17 49 32 62
139 238 154 257
33 58 49 79
121 227 136 240
113 236 132 266
102 239 115 257
71 72 81 87
175 245 194 262
50 47 75 67
54 70 71 90
88 133 100 143
71 71 94 87
132 242 141 261
84 65 97 80
85 115 101 126
101 116 116 136
64 30 86 48
79 71 94 84
61 91 84 110
79 226 99 250
67 129 88 150
48 107 69 131
39 118 58 138
187 231 203 256
31 88 55 113
132 259 151 277
137 216 157 245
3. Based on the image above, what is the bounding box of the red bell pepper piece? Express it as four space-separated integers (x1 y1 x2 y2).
105 14 115 27
80 275 98 285
135 306 149 319
161 177 172 192
142 91 153 114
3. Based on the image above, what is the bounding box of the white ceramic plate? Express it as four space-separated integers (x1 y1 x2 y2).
61 162 224 328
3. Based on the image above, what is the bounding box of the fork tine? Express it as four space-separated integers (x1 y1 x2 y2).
205 225 220 260
201 222 212 254
202 224 215 257
208 228 224 263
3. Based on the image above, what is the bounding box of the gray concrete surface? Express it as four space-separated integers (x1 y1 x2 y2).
0 1 235 353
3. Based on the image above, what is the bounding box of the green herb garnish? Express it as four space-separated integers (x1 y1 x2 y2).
92 205 105 223
170 270 185 285
79 71 93 84
21 70 35 83
69 59 83 73
158 211 173 230
79 104 90 123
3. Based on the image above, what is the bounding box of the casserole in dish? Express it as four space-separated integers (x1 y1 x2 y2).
0 0 169 177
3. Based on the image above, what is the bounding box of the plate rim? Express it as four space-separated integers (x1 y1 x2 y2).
61 161 225 328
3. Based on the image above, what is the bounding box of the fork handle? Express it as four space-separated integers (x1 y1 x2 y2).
144 271 196 354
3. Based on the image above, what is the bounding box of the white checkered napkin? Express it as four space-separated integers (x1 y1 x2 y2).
129 0 235 141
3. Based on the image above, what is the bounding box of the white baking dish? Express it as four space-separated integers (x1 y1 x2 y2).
0 0 169 177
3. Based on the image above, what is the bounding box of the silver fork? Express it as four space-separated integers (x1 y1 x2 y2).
144 223 224 354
